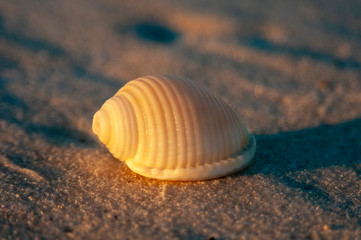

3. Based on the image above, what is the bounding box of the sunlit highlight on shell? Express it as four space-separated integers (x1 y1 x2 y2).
92 75 256 181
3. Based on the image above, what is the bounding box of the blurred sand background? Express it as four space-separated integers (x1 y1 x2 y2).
0 0 361 239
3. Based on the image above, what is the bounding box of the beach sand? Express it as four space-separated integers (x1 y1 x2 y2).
0 0 360 239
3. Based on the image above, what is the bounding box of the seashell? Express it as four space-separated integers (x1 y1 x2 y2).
92 75 256 181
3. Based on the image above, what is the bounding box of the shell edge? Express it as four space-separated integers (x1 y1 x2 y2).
126 135 256 181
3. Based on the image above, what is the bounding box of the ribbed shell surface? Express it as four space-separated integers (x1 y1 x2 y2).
92 75 256 181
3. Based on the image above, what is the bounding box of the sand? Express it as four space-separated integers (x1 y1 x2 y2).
0 0 360 239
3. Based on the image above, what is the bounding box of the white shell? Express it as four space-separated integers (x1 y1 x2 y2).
92 75 256 181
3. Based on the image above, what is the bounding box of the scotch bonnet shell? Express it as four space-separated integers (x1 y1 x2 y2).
92 75 256 181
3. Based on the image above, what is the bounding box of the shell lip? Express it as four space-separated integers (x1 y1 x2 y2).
126 134 257 181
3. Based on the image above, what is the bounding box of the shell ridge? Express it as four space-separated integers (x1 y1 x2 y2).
224 101 246 149
139 77 170 169
163 76 194 169
195 80 233 165
214 95 235 157
156 75 189 169
120 95 138 160
145 76 178 170
189 80 215 166
230 110 245 153
238 114 250 148
185 79 208 167
129 79 158 167
135 78 162 168
111 96 127 159
202 89 224 164
213 95 230 164
221 99 240 155
230 110 243 150
174 76 204 168
172 76 198 169
202 86 222 165
118 91 142 162
121 84 148 165
206 93 227 159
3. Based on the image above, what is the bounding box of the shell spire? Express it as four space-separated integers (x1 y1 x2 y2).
92 95 138 161
92 75 256 181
